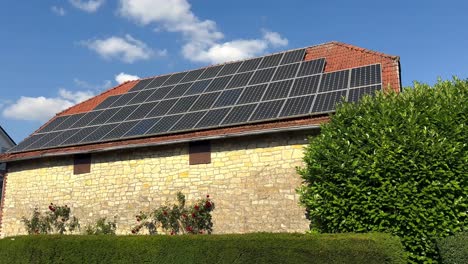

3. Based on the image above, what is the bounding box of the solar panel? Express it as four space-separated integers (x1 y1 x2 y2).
81 124 116 143
290 75 321 96
350 64 381 87
184 79 211 95
319 70 349 92
348 85 381 102
218 61 242 76
280 95 315 117
198 65 223 79
163 72 187 86
9 134 44 152
167 95 199 114
95 95 121 110
146 86 174 102
111 93 138 107
146 98 178 117
195 108 231 128
88 108 120 126
237 84 267 104
248 67 276 85
171 111 207 132
262 80 293 101
125 117 161 137
312 90 347 113
37 115 70 133
226 72 253 89
128 89 157 105
11 44 387 153
238 58 262 73
61 126 100 146
106 105 139 123
126 102 157 120
180 69 205 83
54 113 85 131
145 114 183 134
146 75 171 89
165 82 193 99
101 121 139 140
190 92 220 111
280 49 306 65
272 63 299 81
205 75 232 92
297 58 325 77
129 78 153 92
258 53 283 69
70 110 103 128
222 104 257 125
250 100 285 121
45 129 80 148
25 131 63 150
213 88 243 107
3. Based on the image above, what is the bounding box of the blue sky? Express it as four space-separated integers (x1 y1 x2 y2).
1 0 467 143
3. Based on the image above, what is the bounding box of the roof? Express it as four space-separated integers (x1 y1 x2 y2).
1 41 400 162
0 125 16 150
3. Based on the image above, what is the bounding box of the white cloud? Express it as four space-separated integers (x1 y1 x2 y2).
2 89 95 122
115 72 140 84
69 0 105 13
51 6 66 16
262 30 289 47
118 0 288 64
83 34 163 63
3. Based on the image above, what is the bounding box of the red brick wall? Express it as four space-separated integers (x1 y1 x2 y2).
304 42 401 92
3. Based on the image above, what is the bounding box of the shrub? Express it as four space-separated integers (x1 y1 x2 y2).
132 192 214 235
84 217 117 235
22 203 80 235
437 232 468 264
298 78 468 263
0 233 406 264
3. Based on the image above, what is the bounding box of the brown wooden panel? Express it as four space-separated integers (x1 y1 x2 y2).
74 154 91 174
189 141 211 165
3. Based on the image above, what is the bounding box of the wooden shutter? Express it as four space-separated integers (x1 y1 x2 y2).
74 154 91 174
189 141 211 165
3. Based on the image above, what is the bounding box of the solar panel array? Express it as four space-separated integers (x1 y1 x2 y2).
10 48 382 153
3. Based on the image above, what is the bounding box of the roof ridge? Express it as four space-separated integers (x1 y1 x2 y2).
327 41 399 60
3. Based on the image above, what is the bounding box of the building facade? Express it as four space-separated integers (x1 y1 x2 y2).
0 42 401 236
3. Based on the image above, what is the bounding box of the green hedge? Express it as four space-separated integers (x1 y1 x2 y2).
0 233 405 264
437 232 468 264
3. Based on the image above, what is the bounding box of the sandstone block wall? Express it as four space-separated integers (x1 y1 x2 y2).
1 130 315 237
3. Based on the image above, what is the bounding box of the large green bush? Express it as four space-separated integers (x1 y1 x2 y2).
298 78 468 263
437 232 468 264
0 233 406 264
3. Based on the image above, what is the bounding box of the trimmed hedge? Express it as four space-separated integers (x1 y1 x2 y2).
0 233 406 264
437 232 468 264
298 78 468 263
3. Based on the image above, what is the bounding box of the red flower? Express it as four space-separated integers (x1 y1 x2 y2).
191 213 196 218
131 229 136 234
163 211 168 216
182 214 187 218
186 226 193 232
170 231 175 235
206 194 210 198
205 201 212 208
194 205 199 211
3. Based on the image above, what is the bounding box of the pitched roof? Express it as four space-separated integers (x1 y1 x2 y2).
0 125 16 149
1 41 400 162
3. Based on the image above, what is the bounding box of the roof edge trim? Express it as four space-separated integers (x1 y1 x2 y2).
2 125 319 163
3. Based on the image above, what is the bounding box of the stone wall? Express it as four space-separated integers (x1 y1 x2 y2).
1 130 315 237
